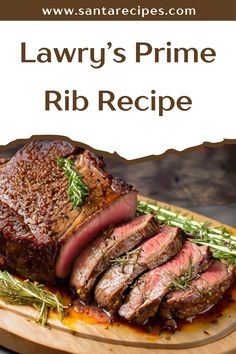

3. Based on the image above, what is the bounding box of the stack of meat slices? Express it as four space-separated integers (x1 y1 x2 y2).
72 219 234 327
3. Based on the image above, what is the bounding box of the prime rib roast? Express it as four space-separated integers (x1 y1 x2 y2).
0 140 234 329
0 141 137 281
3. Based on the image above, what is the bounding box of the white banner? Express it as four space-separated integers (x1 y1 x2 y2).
0 21 235 159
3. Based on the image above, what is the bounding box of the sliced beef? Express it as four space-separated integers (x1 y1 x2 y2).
95 225 183 312
70 214 159 302
118 241 211 324
0 141 137 282
159 261 234 330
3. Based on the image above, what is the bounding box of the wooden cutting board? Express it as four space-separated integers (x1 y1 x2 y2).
0 196 236 354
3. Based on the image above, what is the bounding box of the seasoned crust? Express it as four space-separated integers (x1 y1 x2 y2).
0 141 136 282
0 200 57 281
0 141 79 240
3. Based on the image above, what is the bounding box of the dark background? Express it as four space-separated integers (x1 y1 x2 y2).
105 144 236 227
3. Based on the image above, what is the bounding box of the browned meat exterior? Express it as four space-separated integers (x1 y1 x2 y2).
0 141 137 281
0 200 57 281
95 226 183 313
159 261 234 330
0 141 76 281
70 214 159 302
119 241 211 324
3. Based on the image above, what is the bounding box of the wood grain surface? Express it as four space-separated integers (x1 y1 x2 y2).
0 197 235 354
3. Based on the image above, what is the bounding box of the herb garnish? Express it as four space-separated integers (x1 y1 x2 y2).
137 200 236 265
110 248 141 272
0 271 65 326
57 157 89 208
168 258 194 291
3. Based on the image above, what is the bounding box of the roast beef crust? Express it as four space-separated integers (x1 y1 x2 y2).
0 200 57 281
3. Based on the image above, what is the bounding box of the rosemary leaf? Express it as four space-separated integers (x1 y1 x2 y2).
110 248 141 272
137 200 236 265
168 257 194 291
0 271 65 326
57 157 89 208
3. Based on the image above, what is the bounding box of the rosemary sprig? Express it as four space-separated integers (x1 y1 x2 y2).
168 258 194 291
57 157 89 208
110 248 141 272
0 271 65 326
137 200 236 265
